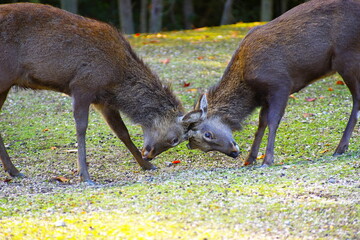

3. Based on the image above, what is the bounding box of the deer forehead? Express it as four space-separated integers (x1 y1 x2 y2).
200 117 231 132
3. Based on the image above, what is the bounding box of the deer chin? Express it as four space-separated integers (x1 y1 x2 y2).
186 140 198 150
186 143 194 150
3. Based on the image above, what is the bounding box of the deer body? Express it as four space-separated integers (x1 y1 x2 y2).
187 0 360 166
0 3 188 183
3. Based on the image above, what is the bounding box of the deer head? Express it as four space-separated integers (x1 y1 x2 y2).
186 94 240 158
141 111 205 161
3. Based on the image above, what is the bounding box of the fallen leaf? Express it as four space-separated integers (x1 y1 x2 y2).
243 161 251 166
134 33 141 37
305 97 316 102
319 96 325 99
186 88 198 92
52 176 70 183
336 80 345 85
289 95 298 100
230 31 239 38
2 178 12 183
256 154 265 160
194 27 207 31
172 160 181 164
160 58 170 64
320 149 329 154
50 146 57 150
155 33 167 38
183 82 190 87
303 113 315 118
142 40 160 45
328 87 334 91
64 149 78 153
42 128 49 132
197 56 204 60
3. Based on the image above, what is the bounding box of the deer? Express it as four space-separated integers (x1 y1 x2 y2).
0 3 200 184
186 0 360 167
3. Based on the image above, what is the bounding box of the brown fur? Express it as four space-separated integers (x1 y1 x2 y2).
0 3 185 183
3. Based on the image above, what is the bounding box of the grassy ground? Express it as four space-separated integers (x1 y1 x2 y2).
0 22 359 239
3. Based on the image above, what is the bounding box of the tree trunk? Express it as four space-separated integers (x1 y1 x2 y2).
149 0 163 33
140 0 148 33
183 0 194 29
61 0 78 14
261 0 273 21
169 0 178 29
280 0 288 14
118 0 135 34
221 0 234 25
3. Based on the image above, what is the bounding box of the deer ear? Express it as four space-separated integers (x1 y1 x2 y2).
180 94 208 126
181 109 207 125
194 93 208 114
182 110 201 123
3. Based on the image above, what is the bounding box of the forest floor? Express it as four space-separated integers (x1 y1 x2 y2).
0 22 359 239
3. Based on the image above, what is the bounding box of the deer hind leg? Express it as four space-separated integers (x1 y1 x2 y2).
333 66 360 155
244 106 268 166
0 89 24 177
94 104 156 170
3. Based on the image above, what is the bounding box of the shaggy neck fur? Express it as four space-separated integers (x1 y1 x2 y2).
206 64 260 131
110 35 184 128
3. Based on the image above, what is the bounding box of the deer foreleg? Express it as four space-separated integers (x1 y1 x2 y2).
72 94 93 184
94 104 156 170
262 91 289 166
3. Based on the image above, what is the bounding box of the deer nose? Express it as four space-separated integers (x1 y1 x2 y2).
227 141 240 158
228 151 239 158
142 145 155 161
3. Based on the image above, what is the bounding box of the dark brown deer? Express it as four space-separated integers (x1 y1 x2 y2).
0 3 199 184
186 0 360 166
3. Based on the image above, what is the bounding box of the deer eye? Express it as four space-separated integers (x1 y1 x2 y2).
204 131 213 140
170 137 179 146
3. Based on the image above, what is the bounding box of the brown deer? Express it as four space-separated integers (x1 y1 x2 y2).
186 0 360 166
0 3 199 184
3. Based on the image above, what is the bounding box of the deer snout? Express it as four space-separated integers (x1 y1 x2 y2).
141 145 155 161
226 141 240 158
227 151 239 158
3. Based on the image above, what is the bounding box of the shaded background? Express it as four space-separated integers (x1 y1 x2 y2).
0 0 305 33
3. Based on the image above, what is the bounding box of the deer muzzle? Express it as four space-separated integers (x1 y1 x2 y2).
141 145 155 161
226 141 240 158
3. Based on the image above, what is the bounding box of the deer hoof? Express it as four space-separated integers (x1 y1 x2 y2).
259 163 270 168
142 164 157 171
8 171 25 178
83 179 96 186
333 145 348 156
333 150 346 156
